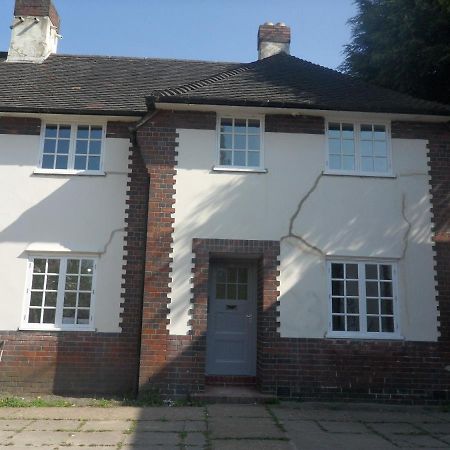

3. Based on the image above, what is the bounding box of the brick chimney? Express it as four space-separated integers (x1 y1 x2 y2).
7 0 61 63
258 22 291 59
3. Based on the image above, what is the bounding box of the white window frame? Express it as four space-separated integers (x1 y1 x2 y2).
326 259 401 340
325 118 393 177
21 254 97 331
213 114 266 172
35 121 106 175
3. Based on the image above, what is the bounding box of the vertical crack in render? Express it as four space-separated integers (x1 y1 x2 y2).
281 171 325 256
400 193 412 260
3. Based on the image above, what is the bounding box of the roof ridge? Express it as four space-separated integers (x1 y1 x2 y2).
150 61 256 99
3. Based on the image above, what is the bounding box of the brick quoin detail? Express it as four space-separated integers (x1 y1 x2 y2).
106 121 132 139
136 110 216 396
0 117 41 135
265 114 324 134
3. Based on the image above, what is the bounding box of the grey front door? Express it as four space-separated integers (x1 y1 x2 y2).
206 262 257 376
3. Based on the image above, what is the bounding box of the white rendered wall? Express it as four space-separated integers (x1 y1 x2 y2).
0 132 129 332
170 128 438 341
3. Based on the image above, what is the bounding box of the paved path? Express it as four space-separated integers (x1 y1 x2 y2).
0 402 449 449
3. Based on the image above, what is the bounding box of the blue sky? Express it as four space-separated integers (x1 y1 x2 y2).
0 0 357 69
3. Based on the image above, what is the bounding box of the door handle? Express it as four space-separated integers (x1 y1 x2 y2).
246 314 253 319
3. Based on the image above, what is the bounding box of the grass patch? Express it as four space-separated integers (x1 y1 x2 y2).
0 397 73 408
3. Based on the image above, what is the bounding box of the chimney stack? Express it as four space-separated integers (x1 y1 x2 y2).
7 0 61 63
257 22 291 59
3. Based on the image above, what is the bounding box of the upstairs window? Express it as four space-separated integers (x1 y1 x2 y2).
40 123 104 172
327 121 391 175
218 117 262 168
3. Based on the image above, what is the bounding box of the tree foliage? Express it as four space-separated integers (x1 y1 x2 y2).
341 0 450 104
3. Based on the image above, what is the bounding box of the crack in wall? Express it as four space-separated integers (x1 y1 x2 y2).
99 227 125 255
281 171 325 256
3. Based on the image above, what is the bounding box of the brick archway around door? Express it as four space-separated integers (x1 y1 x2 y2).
190 238 281 391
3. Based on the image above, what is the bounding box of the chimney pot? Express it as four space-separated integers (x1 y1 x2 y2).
257 22 291 59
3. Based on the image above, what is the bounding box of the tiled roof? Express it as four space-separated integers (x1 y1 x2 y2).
150 53 450 116
0 51 449 116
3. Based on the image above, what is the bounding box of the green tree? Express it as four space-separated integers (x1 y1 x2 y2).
341 0 450 104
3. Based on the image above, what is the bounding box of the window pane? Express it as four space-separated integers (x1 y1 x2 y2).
216 283 226 299
342 156 355 170
74 155 87 170
64 292 77 307
44 292 57 307
248 151 260 167
367 316 379 332
78 293 91 308
342 140 355 156
374 125 386 140
234 119 246 133
30 292 43 307
43 309 56 324
44 139 56 153
45 125 58 138
234 151 246 166
227 284 237 299
329 155 341 170
360 124 373 140
220 150 232 165
346 280 358 296
42 154 55 169
380 265 392 280
248 120 260 133
76 140 88 154
346 264 358 279
32 275 45 290
65 276 79 291
366 281 378 297
366 298 379 314
47 259 60 273
374 158 388 173
341 123 354 139
45 275 59 290
55 155 68 170
28 309 41 323
328 123 340 138
62 309 75 324
332 280 344 296
374 141 387 157
332 298 344 313
361 157 374 172
34 259 46 273
57 139 70 154
347 316 359 331
237 285 247 300
361 141 373 156
234 134 246 150
381 317 394 332
380 282 392 297
220 134 232 149
77 126 89 139
381 299 393 315
329 139 341 155
58 125 71 139
365 264 378 279
331 263 344 279
346 298 359 314
248 135 260 150
332 315 345 331
90 127 103 140
77 309 90 324
67 259 80 274
217 269 226 283
81 260 94 274
227 268 237 282
220 119 233 133
79 276 92 291
237 268 247 283
87 156 100 171
89 140 102 155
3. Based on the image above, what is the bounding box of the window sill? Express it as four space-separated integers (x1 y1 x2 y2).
326 331 403 340
19 325 95 332
212 166 268 174
33 169 106 176
323 170 396 179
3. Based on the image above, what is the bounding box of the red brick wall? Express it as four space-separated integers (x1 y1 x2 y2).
14 0 60 29
265 114 324 134
0 117 41 135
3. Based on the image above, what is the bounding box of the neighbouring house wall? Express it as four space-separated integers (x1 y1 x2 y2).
0 118 144 394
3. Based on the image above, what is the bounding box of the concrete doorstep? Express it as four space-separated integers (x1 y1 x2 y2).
0 402 448 449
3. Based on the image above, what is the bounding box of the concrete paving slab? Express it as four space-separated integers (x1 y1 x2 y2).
27 419 82 431
138 406 205 421
184 420 207 431
272 405 354 422
66 430 125 446
318 420 371 433
184 431 207 446
123 431 180 446
368 422 424 435
207 404 271 418
0 431 15 444
212 440 294 450
387 434 449 448
280 419 323 433
8 430 71 446
82 419 132 431
0 419 33 431
209 417 285 439
136 420 205 432
416 422 450 434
